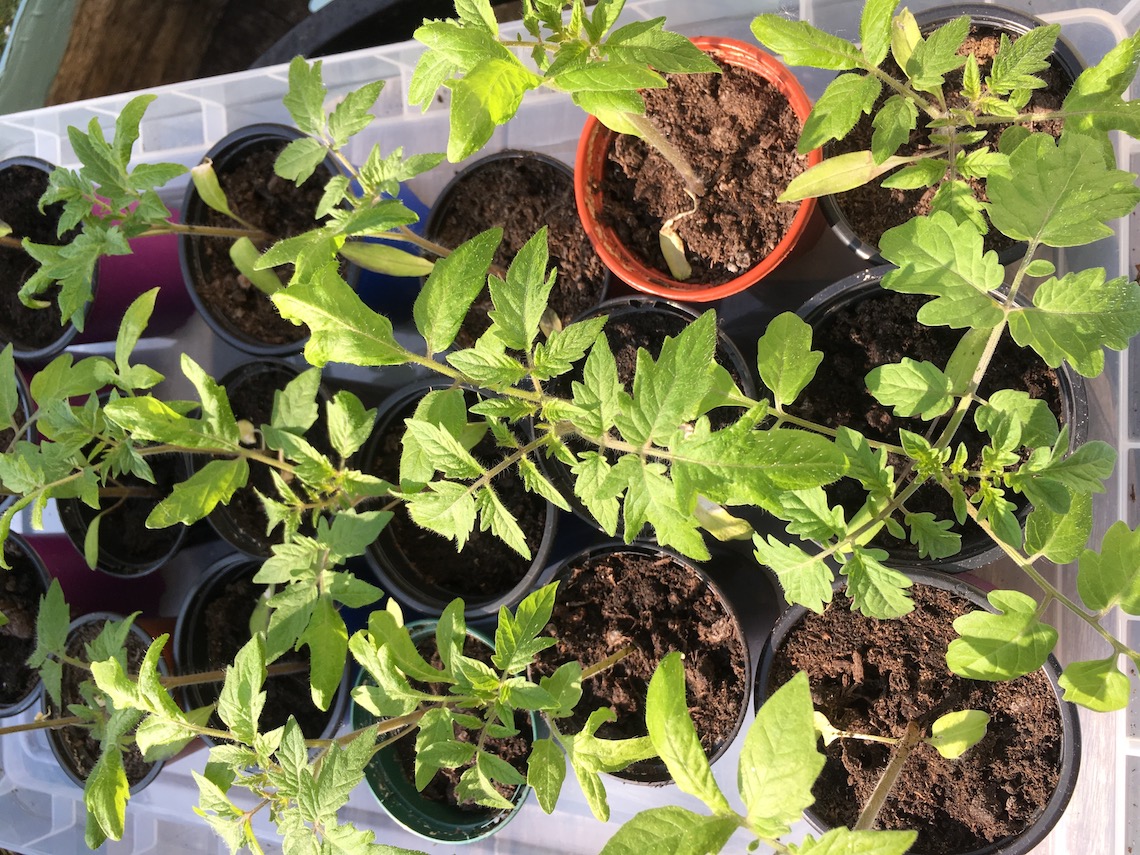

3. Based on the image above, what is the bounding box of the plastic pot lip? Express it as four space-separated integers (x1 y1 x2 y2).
754 568 1081 855
0 532 50 718
44 612 168 794
56 451 192 578
172 552 349 746
0 154 92 363
360 378 559 620
350 620 535 844
794 266 1089 571
423 147 611 315
819 5 1085 267
178 123 350 358
202 358 330 558
542 541 752 785
573 35 821 302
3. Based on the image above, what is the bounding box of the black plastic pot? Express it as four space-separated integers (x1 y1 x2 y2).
819 4 1085 266
350 620 534 843
0 360 34 514
538 295 758 537
173 553 349 744
204 359 332 559
0 155 91 362
361 379 558 620
44 612 167 793
56 451 192 578
534 542 750 784
792 266 1087 571
755 569 1081 855
423 149 610 349
179 123 346 357
0 532 51 717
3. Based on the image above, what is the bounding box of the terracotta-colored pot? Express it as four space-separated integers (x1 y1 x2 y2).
573 36 820 302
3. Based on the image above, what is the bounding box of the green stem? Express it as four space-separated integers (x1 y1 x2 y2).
0 714 87 737
854 721 923 831
581 645 634 680
0 234 23 250
142 222 267 241
622 113 706 198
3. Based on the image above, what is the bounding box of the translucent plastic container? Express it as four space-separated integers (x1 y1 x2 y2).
0 0 1135 851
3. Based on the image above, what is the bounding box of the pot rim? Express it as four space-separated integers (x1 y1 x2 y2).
0 532 51 718
754 568 1081 855
349 619 534 844
43 611 167 794
573 35 821 302
171 552 350 746
0 155 93 363
793 265 1089 571
361 378 560 619
540 541 752 785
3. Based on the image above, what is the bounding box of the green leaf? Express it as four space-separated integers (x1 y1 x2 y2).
1058 657 1130 712
609 456 709 560
1060 32 1140 140
646 653 730 814
866 358 954 420
599 808 739 855
328 80 385 148
947 590 1058 680
975 389 1059 449
1007 268 1140 378
85 747 130 846
114 288 158 380
445 57 542 162
904 512 961 560
494 582 557 673
273 265 409 367
871 95 918 163
1078 521 1140 614
298 596 349 710
929 179 988 234
406 481 478 549
880 157 946 190
798 73 881 153
275 137 329 186
842 549 913 619
1025 491 1092 564
229 238 283 296
860 0 895 66
339 241 435 277
283 56 326 136
879 212 1004 329
552 62 667 93
926 710 989 759
527 738 565 813
754 535 833 614
403 419 484 480
326 392 375 459
742 671 824 838
571 332 622 438
988 133 1140 248
906 15 968 93
476 486 531 559
217 635 266 745
1008 435 1114 514
987 26 1059 94
605 20 720 74
415 228 501 353
779 150 914 202
792 827 917 854
488 228 554 350
750 15 863 70
146 457 248 528
756 312 823 407
571 452 620 536
531 315 607 381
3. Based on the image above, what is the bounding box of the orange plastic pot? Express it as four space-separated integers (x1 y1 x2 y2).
574 36 820 302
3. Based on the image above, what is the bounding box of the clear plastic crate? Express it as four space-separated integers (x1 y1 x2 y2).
0 0 1136 851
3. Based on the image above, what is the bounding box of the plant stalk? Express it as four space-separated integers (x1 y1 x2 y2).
854 721 923 831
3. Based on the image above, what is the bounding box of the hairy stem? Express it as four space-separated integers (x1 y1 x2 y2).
622 113 706 197
855 721 923 831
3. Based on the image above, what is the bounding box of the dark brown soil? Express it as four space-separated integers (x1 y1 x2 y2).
0 164 70 350
787 288 1062 555
197 573 335 739
393 633 530 810
601 57 807 286
830 27 1073 254
50 618 154 785
208 362 330 555
365 390 547 601
768 585 1064 853
61 452 186 574
533 549 747 781
187 140 327 346
0 539 46 708
427 154 609 349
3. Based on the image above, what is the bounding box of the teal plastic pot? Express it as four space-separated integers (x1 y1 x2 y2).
350 621 534 843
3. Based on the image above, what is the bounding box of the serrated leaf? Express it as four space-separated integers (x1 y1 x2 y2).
85 747 130 846
880 157 947 190
646 652 729 813
860 0 895 66
751 15 863 70
552 62 667 93
867 358 954 420
445 57 542 162
756 312 823 407
146 457 248 528
1078 521 1140 614
871 95 918 163
799 73 881 154
742 671 824 838
527 738 565 813
987 26 1059 94
926 709 989 759
929 179 988 234
947 590 1058 680
754 535 833 614
217 635 266 745
284 56 326 136
904 512 961 560
415 228 501 353
906 15 968 93
988 133 1140 248
598 807 739 855
605 20 720 74
1025 491 1092 565
476 485 531 559
328 80 385 147
1058 657 1129 712
842 549 913 619
792 827 917 855
406 481 478 549
275 137 329 186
